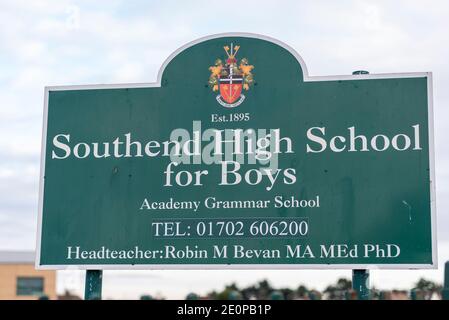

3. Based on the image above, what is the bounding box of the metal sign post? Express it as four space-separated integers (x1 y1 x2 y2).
351 70 370 300
84 270 103 300
443 261 449 300
352 269 370 300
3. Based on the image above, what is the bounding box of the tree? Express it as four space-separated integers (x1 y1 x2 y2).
415 278 441 292
255 280 273 299
215 283 240 300
279 288 293 300
413 278 442 299
241 284 258 300
297 285 309 299
336 278 352 290
324 278 352 300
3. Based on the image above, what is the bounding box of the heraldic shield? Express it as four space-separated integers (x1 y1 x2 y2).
208 43 255 108
219 69 243 104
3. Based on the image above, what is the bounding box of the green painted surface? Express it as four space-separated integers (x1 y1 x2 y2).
84 270 102 300
38 35 434 268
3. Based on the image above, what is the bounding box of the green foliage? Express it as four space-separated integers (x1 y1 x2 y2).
205 277 443 300
324 278 352 300
414 278 442 292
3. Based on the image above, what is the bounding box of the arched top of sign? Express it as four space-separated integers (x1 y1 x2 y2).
157 32 309 85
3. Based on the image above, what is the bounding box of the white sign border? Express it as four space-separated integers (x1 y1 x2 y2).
35 32 437 270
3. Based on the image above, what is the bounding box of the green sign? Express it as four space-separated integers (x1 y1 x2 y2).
36 33 436 269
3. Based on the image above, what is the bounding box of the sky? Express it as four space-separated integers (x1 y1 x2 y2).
0 0 448 299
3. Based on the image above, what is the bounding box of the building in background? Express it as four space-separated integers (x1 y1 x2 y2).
0 251 56 300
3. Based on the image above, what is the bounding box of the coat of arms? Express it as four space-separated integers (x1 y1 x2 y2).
208 43 255 108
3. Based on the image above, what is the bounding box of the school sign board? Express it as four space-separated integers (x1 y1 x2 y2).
36 33 436 269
